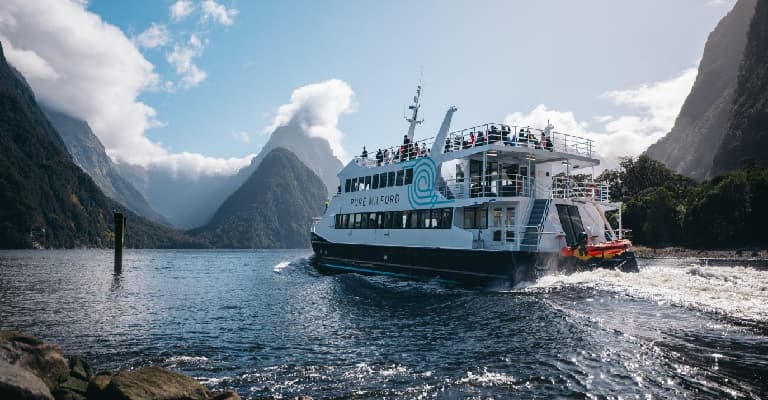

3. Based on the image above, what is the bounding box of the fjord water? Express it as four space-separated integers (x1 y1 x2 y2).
1 250 766 399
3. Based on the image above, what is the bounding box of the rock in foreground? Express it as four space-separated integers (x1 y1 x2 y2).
0 330 241 400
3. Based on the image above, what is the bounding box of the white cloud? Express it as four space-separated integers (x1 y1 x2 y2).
0 37 60 80
135 23 169 49
170 0 194 21
201 0 238 26
166 34 207 88
0 0 253 178
265 79 357 161
232 130 250 143
0 0 164 163
504 67 697 171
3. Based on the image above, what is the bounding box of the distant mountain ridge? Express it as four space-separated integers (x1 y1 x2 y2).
0 41 205 248
118 117 343 229
189 147 326 248
41 106 169 224
645 0 757 180
710 0 768 176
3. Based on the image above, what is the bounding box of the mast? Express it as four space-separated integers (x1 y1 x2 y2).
405 84 424 141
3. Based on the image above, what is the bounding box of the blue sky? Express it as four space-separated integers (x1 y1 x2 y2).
0 0 736 173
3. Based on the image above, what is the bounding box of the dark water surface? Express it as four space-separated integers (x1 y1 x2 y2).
1 250 767 399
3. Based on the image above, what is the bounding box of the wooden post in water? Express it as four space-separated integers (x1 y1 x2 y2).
114 212 125 274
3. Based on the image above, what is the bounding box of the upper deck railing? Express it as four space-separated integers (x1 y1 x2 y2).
352 123 596 167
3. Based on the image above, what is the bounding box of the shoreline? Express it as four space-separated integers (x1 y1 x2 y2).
632 245 768 262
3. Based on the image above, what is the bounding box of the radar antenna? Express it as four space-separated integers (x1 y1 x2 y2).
405 83 424 141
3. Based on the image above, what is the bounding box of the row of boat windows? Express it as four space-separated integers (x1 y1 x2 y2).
344 168 414 193
334 208 454 229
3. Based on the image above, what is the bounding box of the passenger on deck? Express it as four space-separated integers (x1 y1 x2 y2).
469 132 475 147
444 137 451 152
383 148 390 164
519 128 527 144
477 130 486 145
488 125 499 143
361 147 368 165
527 129 538 147
502 125 513 145
375 148 383 166
454 135 462 151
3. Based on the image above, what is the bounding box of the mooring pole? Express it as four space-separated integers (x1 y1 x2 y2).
114 212 125 274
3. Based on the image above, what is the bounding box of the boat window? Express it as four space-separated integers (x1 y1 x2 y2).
334 208 455 229
358 177 366 191
395 170 404 186
409 210 418 228
387 171 396 187
391 211 402 229
405 168 413 185
345 179 351 193
416 210 427 228
440 208 453 228
463 207 487 229
456 164 465 182
372 174 379 189
350 178 357 192
364 176 372 190
379 172 388 188
478 208 488 229
382 212 392 229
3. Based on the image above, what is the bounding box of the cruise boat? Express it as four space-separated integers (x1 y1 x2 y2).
310 86 637 285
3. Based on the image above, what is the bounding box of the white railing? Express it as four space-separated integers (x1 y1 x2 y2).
435 174 533 200
551 177 610 201
351 123 596 167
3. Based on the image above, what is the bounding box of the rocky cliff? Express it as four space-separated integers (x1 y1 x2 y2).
41 106 169 224
710 0 768 176
190 147 327 248
645 0 756 180
0 41 205 248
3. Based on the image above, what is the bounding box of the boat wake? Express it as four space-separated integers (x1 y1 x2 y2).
527 259 768 324
272 260 291 273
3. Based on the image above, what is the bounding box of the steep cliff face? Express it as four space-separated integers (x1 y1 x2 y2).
0 41 204 249
710 0 768 177
41 106 169 224
645 0 756 180
189 148 327 248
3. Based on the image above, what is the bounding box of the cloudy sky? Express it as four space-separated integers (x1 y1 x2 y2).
0 0 737 175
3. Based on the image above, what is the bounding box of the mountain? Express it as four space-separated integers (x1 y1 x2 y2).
710 0 768 177
0 41 205 249
645 0 756 180
189 147 327 248
40 106 169 224
118 118 343 230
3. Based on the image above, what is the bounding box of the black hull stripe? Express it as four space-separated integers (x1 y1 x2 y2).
321 255 511 279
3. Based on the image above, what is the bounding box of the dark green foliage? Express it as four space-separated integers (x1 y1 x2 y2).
683 168 768 246
623 188 683 246
189 147 327 248
0 42 206 249
602 154 768 247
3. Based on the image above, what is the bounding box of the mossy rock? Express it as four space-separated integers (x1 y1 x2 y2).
104 366 209 400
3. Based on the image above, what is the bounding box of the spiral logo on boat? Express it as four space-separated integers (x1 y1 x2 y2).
408 158 454 209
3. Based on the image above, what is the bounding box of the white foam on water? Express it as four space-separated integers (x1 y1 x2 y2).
166 355 209 363
529 262 768 322
272 261 290 273
455 368 519 388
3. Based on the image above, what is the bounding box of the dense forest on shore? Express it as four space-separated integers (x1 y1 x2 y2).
597 155 768 248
